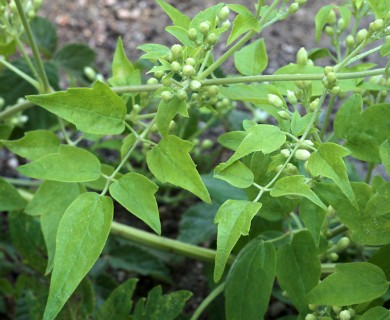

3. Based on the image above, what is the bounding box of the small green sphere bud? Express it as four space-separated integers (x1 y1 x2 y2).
329 252 339 261
332 305 342 313
190 80 202 91
330 85 341 95
207 85 219 96
182 64 196 77
171 61 181 72
201 139 213 149
9 1 17 13
288 3 299 14
151 123 158 133
154 70 165 79
308 304 317 311
199 21 210 35
171 44 183 59
347 308 355 317
83 66 96 81
346 35 355 48
27 10 36 19
301 139 314 149
326 72 337 84
168 120 176 131
295 80 311 89
268 94 284 108
185 57 196 66
305 313 317 320
294 149 311 161
0 97 5 109
278 110 291 120
310 98 319 112
207 33 218 45
327 205 336 217
337 18 346 30
325 26 335 37
370 18 384 32
176 90 188 101
356 28 368 43
324 66 334 76
296 47 308 65
218 6 230 21
339 310 351 320
286 163 299 175
280 149 291 158
187 28 198 41
287 90 298 105
161 76 172 87
132 104 141 112
161 91 174 102
221 20 231 29
337 237 351 250
327 9 337 25
147 77 158 85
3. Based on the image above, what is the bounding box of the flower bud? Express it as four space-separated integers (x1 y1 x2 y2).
171 61 181 72
288 3 299 14
171 44 183 59
336 237 350 250
280 149 291 158
190 80 202 91
168 120 176 131
325 26 334 37
326 72 338 84
305 314 317 320
221 20 231 29
294 149 311 161
345 35 355 48
83 66 96 81
176 89 188 101
154 70 165 79
207 33 218 45
187 28 198 41
199 21 210 35
356 28 368 43
161 76 172 87
337 18 346 30
327 9 337 25
185 57 196 66
339 310 351 320
329 252 339 261
161 91 174 102
310 98 319 111
286 163 299 175
218 6 230 21
324 66 334 76
9 1 17 13
278 110 291 120
182 64 196 77
287 90 298 104
268 94 284 108
332 305 342 313
207 85 219 96
296 47 308 65
201 139 213 149
146 77 158 85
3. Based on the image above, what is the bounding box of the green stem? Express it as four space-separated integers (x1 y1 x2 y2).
319 94 336 140
326 224 348 239
15 37 40 82
4 177 41 187
0 56 39 89
334 39 368 72
346 45 382 66
364 163 376 183
14 0 51 93
190 283 225 320
321 263 336 274
0 100 34 121
110 221 221 263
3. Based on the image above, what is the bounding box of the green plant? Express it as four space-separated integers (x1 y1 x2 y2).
1 0 390 319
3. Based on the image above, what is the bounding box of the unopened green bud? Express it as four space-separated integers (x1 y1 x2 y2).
27 10 36 19
171 61 181 72
9 1 17 13
297 47 308 65
286 163 299 175
332 305 342 313
346 35 355 48
356 28 368 43
324 66 334 75
185 58 196 66
337 237 350 250
370 19 384 32
176 89 188 101
268 94 284 108
207 33 218 45
310 98 319 111
182 65 196 77
288 3 299 14
325 26 335 37
308 304 317 311
327 9 337 25
280 149 291 158
337 18 346 30
161 76 172 87
329 252 339 261
199 21 210 35
221 20 231 29
132 104 141 112
339 310 351 320
207 85 219 96
278 110 291 120
187 28 198 41
330 86 341 95
327 205 336 217
161 91 174 101
201 139 213 149
146 77 158 85
305 313 317 320
294 149 311 161
154 70 165 79
347 308 355 317
190 80 202 91
171 44 183 58
218 6 230 21
287 90 298 104
327 72 337 84
83 66 96 81
168 120 176 131
295 80 311 89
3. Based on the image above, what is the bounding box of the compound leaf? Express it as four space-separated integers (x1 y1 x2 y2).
214 200 262 282
147 135 211 203
109 173 161 235
18 145 101 182
43 193 113 320
27 81 126 135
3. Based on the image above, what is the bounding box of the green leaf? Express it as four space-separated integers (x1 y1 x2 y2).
109 173 161 235
367 0 390 19
234 39 268 76
227 4 260 45
25 181 81 273
361 307 390 320
369 244 390 280
214 200 262 282
53 43 96 73
217 131 246 151
291 112 313 137
365 182 390 217
27 81 126 135
108 38 141 87
380 139 390 175
178 202 218 245
277 231 321 314
334 94 363 140
97 279 138 320
29 17 57 58
132 286 192 320
271 175 327 210
18 145 101 182
299 198 326 246
1 130 60 160
137 44 170 60
147 135 211 203
190 3 223 32
0 177 27 211
226 124 286 166
225 240 276 320
155 0 190 28
306 262 389 306
43 192 113 320
307 143 356 206
214 161 254 189
156 97 188 137
165 26 194 47
314 5 335 43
